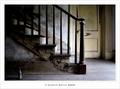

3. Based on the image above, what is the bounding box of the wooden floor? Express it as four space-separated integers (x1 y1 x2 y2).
22 58 115 80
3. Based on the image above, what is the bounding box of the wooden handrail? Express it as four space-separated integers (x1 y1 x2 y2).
54 5 85 64
53 5 84 21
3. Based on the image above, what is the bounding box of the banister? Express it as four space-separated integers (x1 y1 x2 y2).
8 5 86 74
53 5 85 21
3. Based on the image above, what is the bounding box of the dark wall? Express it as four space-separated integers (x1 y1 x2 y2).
5 36 34 61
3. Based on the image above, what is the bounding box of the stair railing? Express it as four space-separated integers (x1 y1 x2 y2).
10 5 85 66
53 5 85 65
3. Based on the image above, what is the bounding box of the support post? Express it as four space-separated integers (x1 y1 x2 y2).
38 5 41 36
53 6 55 44
46 5 48 44
79 19 85 64
31 6 34 35
75 18 86 74
67 5 70 55
60 10 62 54
75 20 77 64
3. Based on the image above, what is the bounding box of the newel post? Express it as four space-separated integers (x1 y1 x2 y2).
75 18 86 74
79 18 85 64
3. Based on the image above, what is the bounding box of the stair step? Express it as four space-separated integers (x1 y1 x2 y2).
69 63 76 66
22 61 70 75
51 54 71 58
12 25 38 31
11 31 45 38
23 35 45 38
24 12 41 18
12 15 38 27
35 44 56 49
11 26 45 37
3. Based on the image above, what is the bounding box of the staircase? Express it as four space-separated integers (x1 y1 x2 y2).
5 5 86 80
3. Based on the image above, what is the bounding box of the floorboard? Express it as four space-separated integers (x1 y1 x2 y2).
22 58 115 80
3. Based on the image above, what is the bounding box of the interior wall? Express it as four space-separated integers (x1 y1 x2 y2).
79 5 100 58
100 5 115 60
70 5 101 58
5 36 35 62
70 5 115 60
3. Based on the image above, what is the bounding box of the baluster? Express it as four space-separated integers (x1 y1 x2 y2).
31 6 34 35
38 5 41 36
53 6 55 44
75 20 77 64
67 5 70 55
23 6 26 34
60 10 62 54
46 5 48 44
74 6 79 64
17 7 20 26
79 19 85 64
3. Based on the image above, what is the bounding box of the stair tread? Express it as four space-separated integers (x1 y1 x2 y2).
52 54 71 57
13 14 39 26
24 35 45 38
35 44 56 48
12 31 45 38
11 27 45 37
26 12 40 18
12 25 48 37
12 25 38 31
69 63 76 66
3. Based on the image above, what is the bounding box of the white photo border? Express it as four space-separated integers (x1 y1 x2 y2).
0 0 120 89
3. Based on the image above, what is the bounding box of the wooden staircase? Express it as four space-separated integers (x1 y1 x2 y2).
5 5 86 80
